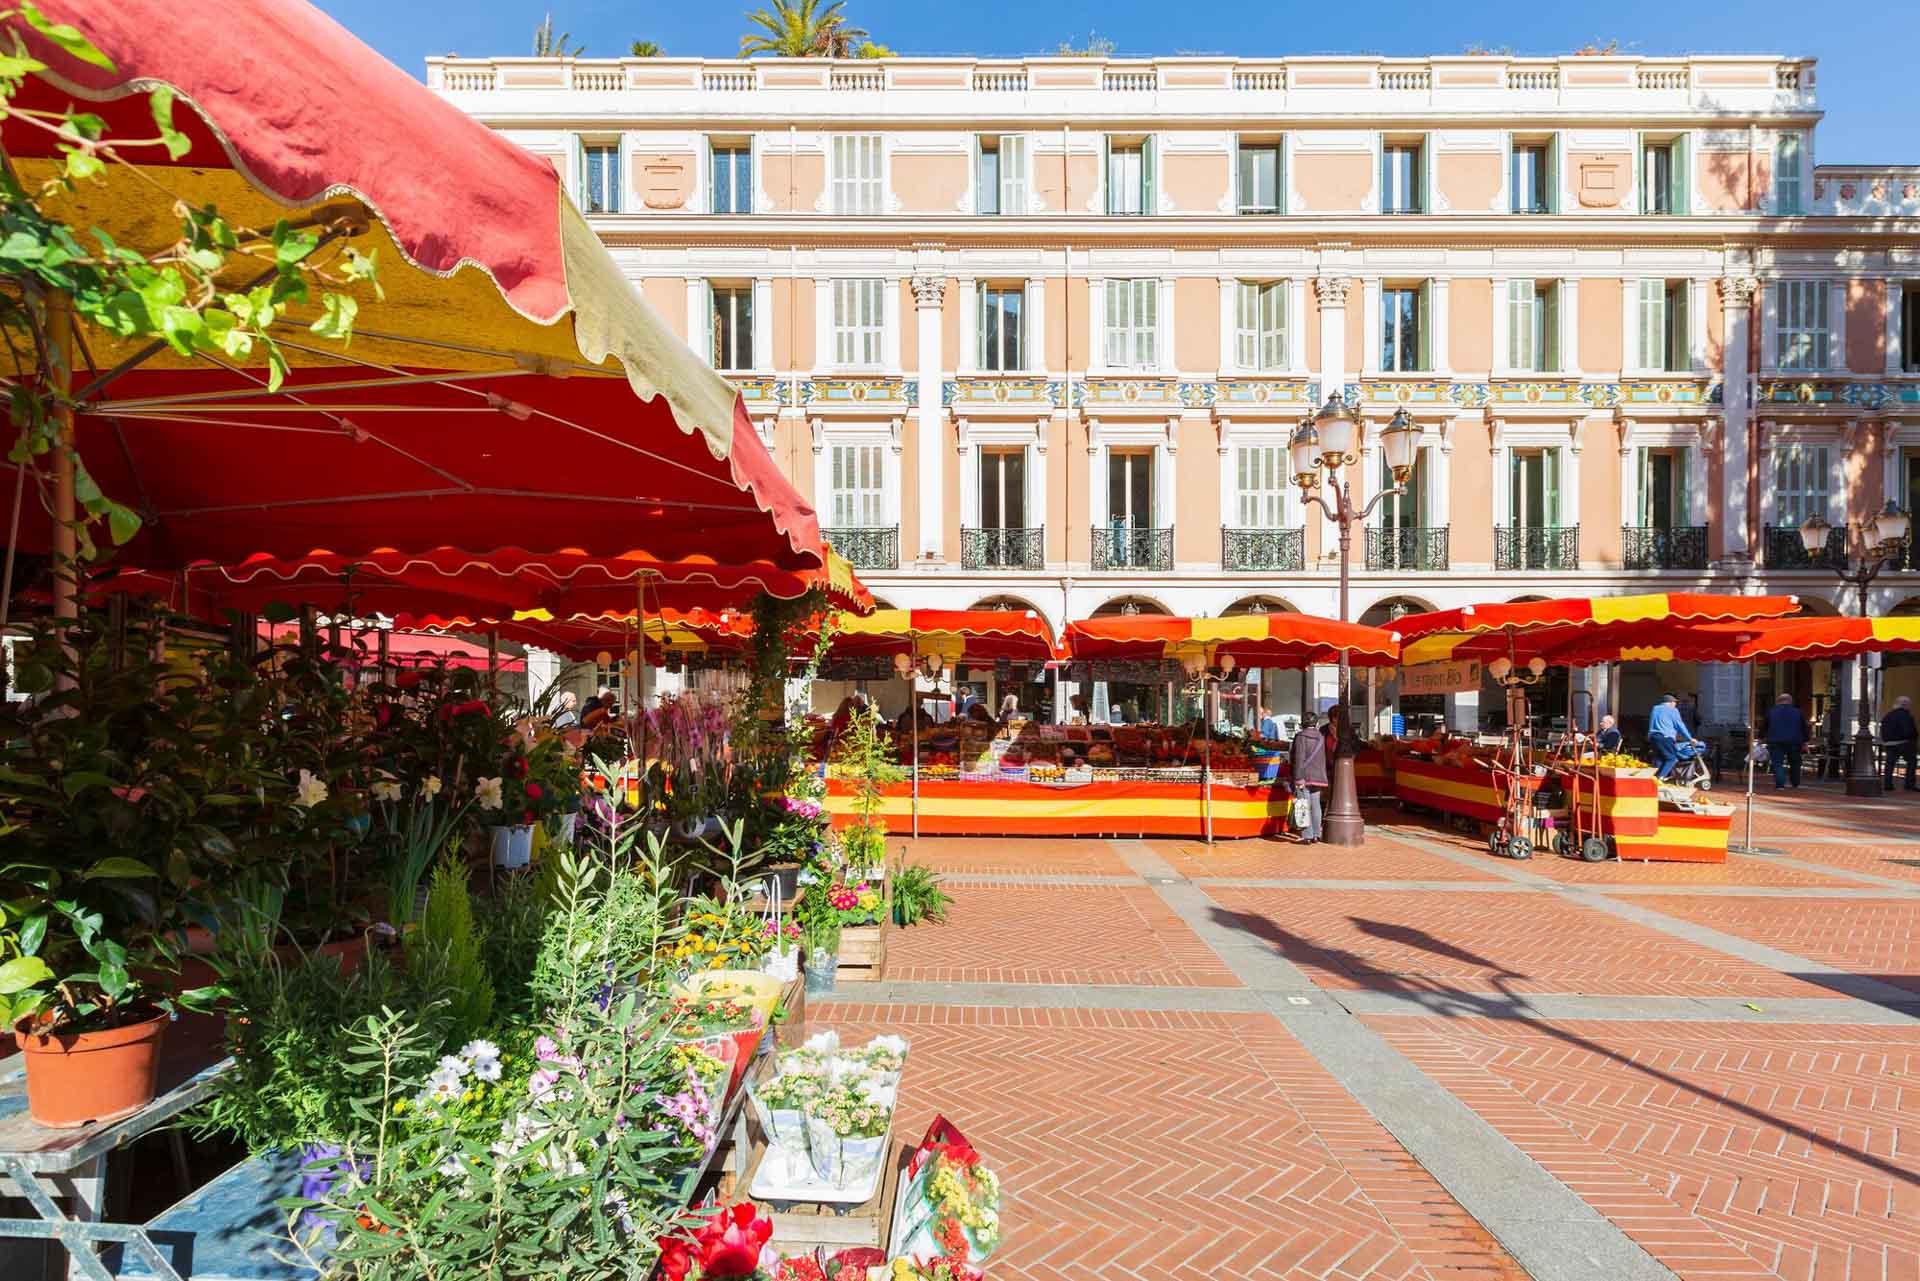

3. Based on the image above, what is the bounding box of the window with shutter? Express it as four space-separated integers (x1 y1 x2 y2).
710 286 753 371
1105 279 1157 369
979 285 1024 372
1382 143 1422 213
1382 287 1421 372
1107 141 1145 215
1510 142 1551 214
1541 283 1560 372
1000 135 1027 214
1776 280 1830 371
1234 281 1286 371
1235 444 1290 527
1641 140 1675 214
710 142 751 214
580 142 621 214
832 279 885 367
1507 280 1536 371
833 135 883 214
1236 139 1282 213
1904 287 1920 373
1773 443 1831 525
975 140 999 216
1774 132 1804 214
829 442 886 527
1636 280 1666 371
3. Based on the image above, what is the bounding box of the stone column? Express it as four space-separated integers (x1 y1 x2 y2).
912 273 947 561
1719 276 1759 563
1314 276 1350 560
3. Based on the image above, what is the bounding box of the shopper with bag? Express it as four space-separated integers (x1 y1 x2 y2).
1761 692 1808 790
1289 717 1329 843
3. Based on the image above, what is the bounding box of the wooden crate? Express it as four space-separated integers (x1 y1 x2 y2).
734 1135 910 1256
835 923 887 983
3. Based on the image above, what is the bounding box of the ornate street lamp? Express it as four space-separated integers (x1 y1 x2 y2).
1290 398 1420 846
1801 502 1911 796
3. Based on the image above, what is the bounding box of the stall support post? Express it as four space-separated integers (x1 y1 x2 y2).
1322 507 1364 847
1202 680 1213 844
1729 659 1782 856
907 669 920 839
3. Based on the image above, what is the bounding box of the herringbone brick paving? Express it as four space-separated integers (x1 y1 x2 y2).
1631 896 1920 994
883 884 1242 987
835 819 1918 1279
1202 886 1837 998
818 1009 1526 1280
1372 1017 1920 1281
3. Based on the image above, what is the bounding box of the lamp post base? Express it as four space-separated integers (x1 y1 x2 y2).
1846 730 1884 797
1322 749 1365 846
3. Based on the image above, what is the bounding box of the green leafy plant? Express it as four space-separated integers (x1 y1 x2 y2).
802 912 840 959
405 859 493 1044
889 863 952 927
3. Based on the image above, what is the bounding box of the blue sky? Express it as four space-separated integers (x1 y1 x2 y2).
314 0 1909 163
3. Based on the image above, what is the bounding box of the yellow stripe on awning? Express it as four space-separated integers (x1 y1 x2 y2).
1193 617 1268 644
1871 618 1920 644
1401 635 1468 666
836 609 912 636
1591 594 1670 625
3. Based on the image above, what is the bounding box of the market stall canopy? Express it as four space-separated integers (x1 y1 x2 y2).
166 546 873 620
1066 614 1400 670
829 609 1065 664
443 609 754 664
0 2 821 570
1533 614 1920 667
1395 593 1802 666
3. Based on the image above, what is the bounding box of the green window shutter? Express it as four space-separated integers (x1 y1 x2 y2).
573 136 588 208
703 281 716 366
1101 136 1112 214
1547 134 1562 214
1419 136 1432 213
1379 141 1389 213
976 287 990 369
1635 447 1650 526
1672 282 1691 370
1504 133 1515 212
1276 136 1288 214
1417 281 1432 370
1542 283 1560 372
1545 447 1562 526
1142 135 1158 213
1675 449 1691 525
975 137 992 215
1507 279 1534 371
1636 279 1662 371
1670 132 1690 216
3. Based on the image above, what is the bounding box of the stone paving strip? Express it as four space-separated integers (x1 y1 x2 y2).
1101 839 1681 1281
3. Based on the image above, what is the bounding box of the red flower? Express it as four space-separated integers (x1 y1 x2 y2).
656 1237 693 1281
506 753 530 778
693 1202 772 1278
935 1214 969 1262
828 1247 885 1271
521 809 535 825
526 782 544 800
777 1259 826 1281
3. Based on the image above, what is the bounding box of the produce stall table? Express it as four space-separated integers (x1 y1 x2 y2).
826 775 1291 838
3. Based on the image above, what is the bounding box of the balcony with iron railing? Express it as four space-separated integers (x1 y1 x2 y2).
1366 526 1450 571
1091 524 1173 572
961 527 1045 571
1495 525 1579 571
1620 525 1708 571
822 526 898 571
1221 527 1305 572
1762 523 1845 570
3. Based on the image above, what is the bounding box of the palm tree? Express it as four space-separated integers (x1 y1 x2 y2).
533 12 584 57
739 0 863 58
629 40 665 56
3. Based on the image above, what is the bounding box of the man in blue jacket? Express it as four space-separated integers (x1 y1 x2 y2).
1883 695 1918 792
1647 693 1701 780
1761 692 1808 789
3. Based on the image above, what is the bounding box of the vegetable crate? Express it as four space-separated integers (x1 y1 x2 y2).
837 923 888 983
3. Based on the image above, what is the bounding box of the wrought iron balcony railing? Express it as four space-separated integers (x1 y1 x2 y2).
1620 525 1708 571
1494 525 1580 571
961 526 1045 570
1365 525 1450 571
1762 523 1845 570
1221 526 1305 572
1091 524 1173 571
821 526 898 571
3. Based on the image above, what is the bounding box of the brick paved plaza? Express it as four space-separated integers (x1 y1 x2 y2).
821 786 1920 1281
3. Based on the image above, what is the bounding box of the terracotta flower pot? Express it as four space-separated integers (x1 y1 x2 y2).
16 1009 170 1128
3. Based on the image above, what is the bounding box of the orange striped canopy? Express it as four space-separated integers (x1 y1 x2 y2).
829 609 1064 664
1537 615 1920 667
418 609 754 664
1395 593 1802 666
1066 614 1400 670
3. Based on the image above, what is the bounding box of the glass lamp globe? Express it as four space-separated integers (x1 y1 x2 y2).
1798 511 1833 555
1872 500 1911 550
1314 394 1357 464
1380 408 1419 481
1526 656 1547 677
1289 421 1322 485
1487 656 1514 681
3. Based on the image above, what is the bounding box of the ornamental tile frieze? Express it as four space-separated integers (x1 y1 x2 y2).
1756 379 1920 408
942 377 1061 408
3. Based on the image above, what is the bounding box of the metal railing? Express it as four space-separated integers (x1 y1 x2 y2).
1091 524 1173 571
1620 525 1708 571
1495 525 1580 571
822 526 898 571
961 527 1045 570
1763 523 1845 570
1221 526 1305 572
1366 526 1450 571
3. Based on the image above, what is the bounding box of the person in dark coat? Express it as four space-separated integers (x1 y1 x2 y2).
1289 718 1329 843
1882 695 1918 792
1762 693 1809 790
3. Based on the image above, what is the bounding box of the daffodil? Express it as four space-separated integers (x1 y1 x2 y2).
474 776 504 810
422 774 443 798
294 769 329 809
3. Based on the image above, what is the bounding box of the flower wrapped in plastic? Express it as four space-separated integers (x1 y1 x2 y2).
801 1078 893 1188
748 1071 821 1167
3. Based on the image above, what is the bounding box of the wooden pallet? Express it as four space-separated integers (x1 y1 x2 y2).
835 923 887 983
731 1134 910 1255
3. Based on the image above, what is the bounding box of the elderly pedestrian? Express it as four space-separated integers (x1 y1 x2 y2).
1882 695 1918 792
1762 692 1809 790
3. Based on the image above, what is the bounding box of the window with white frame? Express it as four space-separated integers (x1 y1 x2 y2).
1640 135 1688 215
1234 444 1290 528
1773 131 1804 215
1381 140 1424 214
1106 138 1153 215
1637 447 1690 528
1506 280 1560 373
1235 281 1287 371
1104 279 1158 369
1381 285 1424 372
1236 138 1282 214
831 134 883 214
1637 279 1691 372
1904 286 1920 373
710 140 752 214
1775 280 1830 371
709 285 753 371
831 279 885 367
978 284 1025 371
975 135 1027 215
1510 137 1555 214
828 441 886 527
1509 448 1563 529
1772 441 1830 526
577 140 621 214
